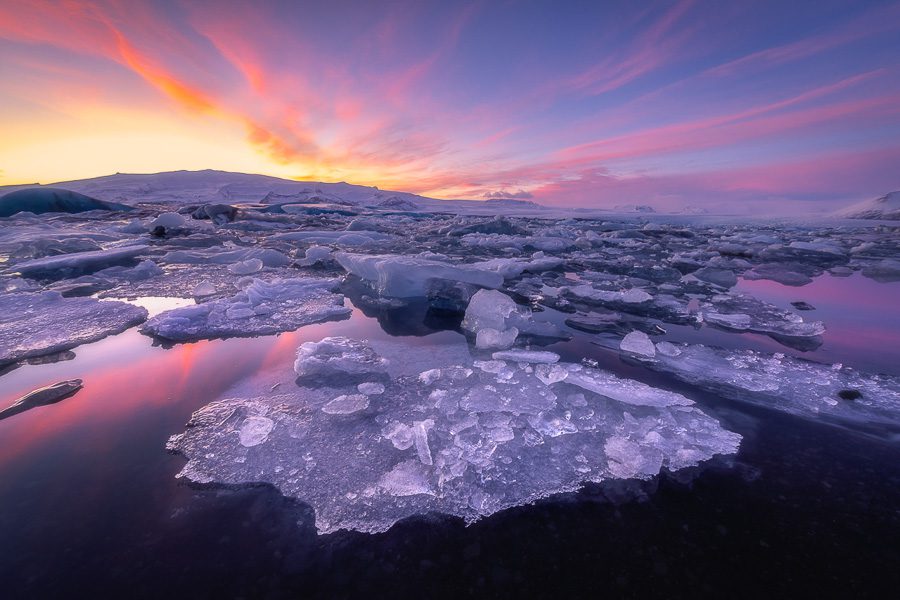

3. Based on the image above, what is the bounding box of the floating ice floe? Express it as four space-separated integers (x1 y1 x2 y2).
636 342 900 433
162 248 292 268
8 245 148 279
168 337 741 534
141 278 350 342
471 253 564 279
0 292 148 365
701 293 825 349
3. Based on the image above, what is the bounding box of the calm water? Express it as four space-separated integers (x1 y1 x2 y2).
1 275 899 598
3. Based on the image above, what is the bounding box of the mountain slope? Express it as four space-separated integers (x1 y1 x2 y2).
0 170 431 209
833 191 900 220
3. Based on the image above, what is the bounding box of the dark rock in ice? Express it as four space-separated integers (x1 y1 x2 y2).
838 389 862 401
0 379 83 421
790 301 816 311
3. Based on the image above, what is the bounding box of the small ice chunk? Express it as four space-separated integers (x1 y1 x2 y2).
295 337 388 378
491 350 560 364
192 281 216 297
357 382 385 395
298 245 333 266
322 394 370 415
379 460 433 496
149 212 186 230
475 327 519 350
238 416 274 447
620 331 656 358
228 258 264 275
382 421 415 450
655 341 682 357
413 419 435 465
461 289 518 332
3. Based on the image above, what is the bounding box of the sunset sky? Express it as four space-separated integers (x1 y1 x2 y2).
1 0 898 210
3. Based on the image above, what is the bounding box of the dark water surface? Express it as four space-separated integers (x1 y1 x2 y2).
1 276 899 598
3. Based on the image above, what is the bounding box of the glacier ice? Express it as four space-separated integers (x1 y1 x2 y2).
141 278 350 342
641 342 900 432
335 252 503 298
294 337 389 379
8 245 147 279
168 336 741 534
0 292 148 365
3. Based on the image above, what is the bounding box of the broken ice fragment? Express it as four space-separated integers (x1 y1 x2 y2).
0 292 148 365
238 416 275 447
413 419 435 465
357 382 385 395
491 350 560 364
142 278 349 342
227 258 263 275
620 331 656 358
322 394 370 415
168 335 740 535
294 337 388 378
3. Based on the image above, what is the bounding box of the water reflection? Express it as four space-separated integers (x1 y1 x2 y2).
735 273 900 375
0 273 899 595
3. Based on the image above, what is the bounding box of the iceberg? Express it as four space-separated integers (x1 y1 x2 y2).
335 252 503 298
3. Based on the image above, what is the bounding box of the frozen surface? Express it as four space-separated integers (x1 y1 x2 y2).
169 337 740 534
141 278 350 342
0 292 148 365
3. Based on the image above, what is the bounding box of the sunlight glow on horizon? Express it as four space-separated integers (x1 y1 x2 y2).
1 0 899 210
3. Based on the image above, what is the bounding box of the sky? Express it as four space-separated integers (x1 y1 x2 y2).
1 0 899 212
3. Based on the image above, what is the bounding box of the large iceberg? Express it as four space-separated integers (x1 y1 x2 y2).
168 337 741 534
335 252 503 298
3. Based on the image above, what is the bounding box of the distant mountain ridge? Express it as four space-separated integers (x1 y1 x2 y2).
0 169 433 210
834 191 900 220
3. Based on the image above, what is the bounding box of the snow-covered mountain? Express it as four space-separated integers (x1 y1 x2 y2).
0 169 431 209
833 191 900 220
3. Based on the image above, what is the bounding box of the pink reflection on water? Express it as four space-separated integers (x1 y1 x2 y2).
0 310 381 468
736 273 900 374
